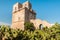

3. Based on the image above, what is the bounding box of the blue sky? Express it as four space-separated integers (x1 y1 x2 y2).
0 0 60 25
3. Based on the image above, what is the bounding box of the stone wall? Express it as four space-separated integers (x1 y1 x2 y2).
30 19 51 29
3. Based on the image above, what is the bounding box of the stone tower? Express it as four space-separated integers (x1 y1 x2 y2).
11 1 36 30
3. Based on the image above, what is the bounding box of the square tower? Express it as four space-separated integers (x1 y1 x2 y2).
11 1 36 30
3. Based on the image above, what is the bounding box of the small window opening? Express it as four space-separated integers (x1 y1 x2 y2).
15 7 17 10
18 17 20 20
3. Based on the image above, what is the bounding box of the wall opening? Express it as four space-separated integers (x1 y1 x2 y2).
39 24 43 29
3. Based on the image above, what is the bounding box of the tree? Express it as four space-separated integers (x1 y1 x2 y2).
24 22 35 31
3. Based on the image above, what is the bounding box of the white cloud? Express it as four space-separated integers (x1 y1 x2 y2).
0 22 11 26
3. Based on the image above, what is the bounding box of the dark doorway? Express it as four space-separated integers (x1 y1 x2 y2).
39 24 43 29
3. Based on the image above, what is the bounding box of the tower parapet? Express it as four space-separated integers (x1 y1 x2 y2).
13 2 22 13
13 1 33 13
22 1 32 9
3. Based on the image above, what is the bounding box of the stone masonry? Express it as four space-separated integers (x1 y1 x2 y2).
11 1 51 30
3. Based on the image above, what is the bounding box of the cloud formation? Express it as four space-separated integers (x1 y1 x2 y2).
0 22 11 26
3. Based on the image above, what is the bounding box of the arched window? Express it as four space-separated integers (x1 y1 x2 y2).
15 7 17 10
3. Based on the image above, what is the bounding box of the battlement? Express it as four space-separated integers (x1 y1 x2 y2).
13 1 32 13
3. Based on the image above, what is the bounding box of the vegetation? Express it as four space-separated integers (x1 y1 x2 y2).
24 22 35 31
0 23 60 40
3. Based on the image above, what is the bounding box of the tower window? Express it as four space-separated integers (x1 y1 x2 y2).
18 17 20 20
25 4 27 6
15 7 17 10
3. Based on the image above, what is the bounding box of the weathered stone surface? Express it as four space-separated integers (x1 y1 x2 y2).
11 1 51 30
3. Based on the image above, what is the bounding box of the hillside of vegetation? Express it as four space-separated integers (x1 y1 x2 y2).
0 22 60 40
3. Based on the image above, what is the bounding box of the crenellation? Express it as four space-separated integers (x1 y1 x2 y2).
13 2 22 12
22 1 32 9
